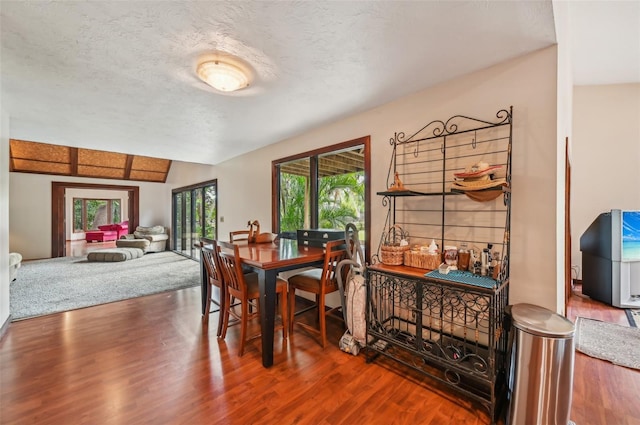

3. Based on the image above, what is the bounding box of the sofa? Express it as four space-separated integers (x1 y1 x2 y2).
98 221 129 239
86 221 129 242
9 252 22 281
117 225 168 253
86 230 118 242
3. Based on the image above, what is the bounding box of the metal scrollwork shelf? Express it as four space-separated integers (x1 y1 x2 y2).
366 107 513 424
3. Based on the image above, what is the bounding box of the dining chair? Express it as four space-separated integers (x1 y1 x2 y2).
288 238 349 348
217 242 289 356
229 230 251 242
200 240 226 337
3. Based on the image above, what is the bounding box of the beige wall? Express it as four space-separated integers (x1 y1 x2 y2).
216 46 560 311
571 83 640 279
1 112 10 327
554 0 574 310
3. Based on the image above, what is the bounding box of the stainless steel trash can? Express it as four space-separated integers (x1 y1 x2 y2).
507 303 575 425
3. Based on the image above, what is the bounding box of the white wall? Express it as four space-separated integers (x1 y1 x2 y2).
216 47 561 311
554 0 574 313
571 83 640 279
1 110 10 328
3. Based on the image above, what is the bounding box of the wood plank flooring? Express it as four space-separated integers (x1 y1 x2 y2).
1 282 639 425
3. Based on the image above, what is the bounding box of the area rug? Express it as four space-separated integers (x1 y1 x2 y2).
625 309 639 327
10 251 200 321
575 317 640 370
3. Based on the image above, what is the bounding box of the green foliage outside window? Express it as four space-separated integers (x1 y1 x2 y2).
280 174 307 232
73 198 122 231
280 171 364 233
318 172 364 230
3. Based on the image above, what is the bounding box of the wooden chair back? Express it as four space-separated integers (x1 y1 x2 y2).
217 243 247 301
200 239 226 336
288 238 349 348
201 243 223 286
229 230 250 242
320 239 349 292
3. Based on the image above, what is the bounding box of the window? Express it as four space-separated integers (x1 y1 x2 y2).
172 180 217 260
273 136 371 259
73 198 121 232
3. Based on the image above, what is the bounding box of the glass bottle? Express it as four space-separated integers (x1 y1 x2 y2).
458 242 470 271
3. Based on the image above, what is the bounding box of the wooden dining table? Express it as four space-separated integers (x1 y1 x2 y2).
199 238 325 368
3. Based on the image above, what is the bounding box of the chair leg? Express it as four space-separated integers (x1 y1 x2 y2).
220 292 232 339
215 286 225 337
239 300 249 357
288 287 296 333
318 294 327 348
204 283 212 319
280 289 288 340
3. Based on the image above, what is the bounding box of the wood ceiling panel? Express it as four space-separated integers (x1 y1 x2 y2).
78 150 127 167
129 170 167 182
131 156 171 172
10 139 70 163
77 165 126 179
12 159 71 174
9 139 171 182
280 150 364 177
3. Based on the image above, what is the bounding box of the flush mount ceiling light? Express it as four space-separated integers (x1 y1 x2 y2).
196 59 249 92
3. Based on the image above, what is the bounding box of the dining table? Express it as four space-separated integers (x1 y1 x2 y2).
199 237 325 368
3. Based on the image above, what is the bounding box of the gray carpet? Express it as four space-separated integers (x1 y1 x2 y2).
575 317 640 370
10 251 200 321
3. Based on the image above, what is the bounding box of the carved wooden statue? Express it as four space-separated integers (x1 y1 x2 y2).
247 220 276 244
388 171 406 191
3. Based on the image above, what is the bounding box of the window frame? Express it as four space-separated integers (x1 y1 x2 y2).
271 136 371 262
171 179 217 260
72 198 122 232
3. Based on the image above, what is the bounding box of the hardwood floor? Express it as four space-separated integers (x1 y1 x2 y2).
1 282 638 424
566 285 640 425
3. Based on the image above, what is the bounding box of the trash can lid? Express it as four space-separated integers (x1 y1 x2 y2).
510 303 575 338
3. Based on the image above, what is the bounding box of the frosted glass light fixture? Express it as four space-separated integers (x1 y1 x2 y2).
197 59 249 92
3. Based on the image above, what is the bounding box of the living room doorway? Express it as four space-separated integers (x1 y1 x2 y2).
51 182 140 258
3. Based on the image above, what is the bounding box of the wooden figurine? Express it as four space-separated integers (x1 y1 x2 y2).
247 220 276 244
388 171 406 191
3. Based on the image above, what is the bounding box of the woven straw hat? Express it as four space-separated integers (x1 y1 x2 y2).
454 162 502 179
451 177 506 191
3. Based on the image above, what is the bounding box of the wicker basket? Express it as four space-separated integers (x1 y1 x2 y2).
381 244 410 265
404 250 441 270
380 225 410 265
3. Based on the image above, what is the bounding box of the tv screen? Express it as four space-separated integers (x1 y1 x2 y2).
621 210 640 261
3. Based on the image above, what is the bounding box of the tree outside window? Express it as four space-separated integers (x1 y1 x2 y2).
73 198 122 232
276 144 366 240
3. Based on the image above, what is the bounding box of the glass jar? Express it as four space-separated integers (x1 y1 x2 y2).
443 246 458 267
458 242 470 271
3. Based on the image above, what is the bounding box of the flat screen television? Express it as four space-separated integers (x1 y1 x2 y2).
621 210 640 261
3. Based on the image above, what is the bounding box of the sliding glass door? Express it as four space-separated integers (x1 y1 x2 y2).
172 180 217 260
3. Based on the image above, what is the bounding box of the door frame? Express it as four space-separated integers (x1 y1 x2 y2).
51 182 139 258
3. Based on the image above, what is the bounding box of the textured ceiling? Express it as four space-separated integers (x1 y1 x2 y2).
1 1 560 166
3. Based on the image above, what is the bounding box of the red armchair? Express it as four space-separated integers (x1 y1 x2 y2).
98 221 129 239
